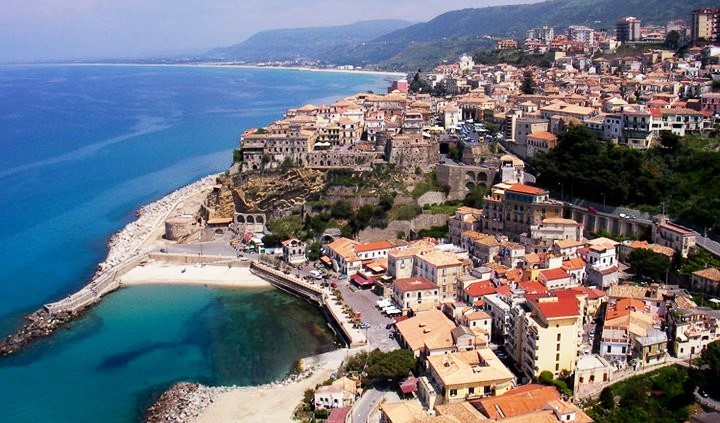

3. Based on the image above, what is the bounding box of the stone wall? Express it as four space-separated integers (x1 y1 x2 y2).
357 213 449 242
417 191 447 207
436 163 498 202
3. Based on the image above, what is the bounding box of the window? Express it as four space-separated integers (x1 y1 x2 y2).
468 387 475 395
449 389 457 397
557 334 561 341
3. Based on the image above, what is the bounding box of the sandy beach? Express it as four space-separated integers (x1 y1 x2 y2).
36 62 406 78
194 348 358 423
119 262 271 288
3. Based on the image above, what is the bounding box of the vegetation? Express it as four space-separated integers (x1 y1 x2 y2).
626 248 671 281
417 224 449 239
679 248 720 276
463 185 489 209
520 69 537 94
533 125 720 230
538 370 572 397
586 365 696 423
345 349 416 387
699 341 720 398
232 148 243 163
424 202 460 215
411 171 444 198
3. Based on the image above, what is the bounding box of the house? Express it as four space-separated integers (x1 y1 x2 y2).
525 131 558 158
574 355 612 398
325 237 361 275
652 216 696 258
539 268 575 290
314 376 360 409
426 349 515 404
471 384 560 419
692 267 720 295
395 309 457 358
448 207 483 246
413 250 468 300
393 277 440 312
281 238 307 264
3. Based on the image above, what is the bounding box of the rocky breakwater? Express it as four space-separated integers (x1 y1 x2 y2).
0 309 81 355
0 175 219 358
97 174 219 273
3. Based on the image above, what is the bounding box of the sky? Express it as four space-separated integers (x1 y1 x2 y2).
0 0 539 63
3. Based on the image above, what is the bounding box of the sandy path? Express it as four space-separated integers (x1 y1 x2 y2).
195 348 358 423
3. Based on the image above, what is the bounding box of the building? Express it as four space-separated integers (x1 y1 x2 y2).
281 238 307 264
691 267 720 295
617 17 641 42
426 349 515 404
525 131 558 158
448 207 483 246
507 293 583 381
691 8 720 42
568 25 596 46
413 250 468 300
314 376 360 409
652 216 696 258
701 93 720 115
481 183 563 238
527 26 555 44
395 309 457 358
393 277 440 311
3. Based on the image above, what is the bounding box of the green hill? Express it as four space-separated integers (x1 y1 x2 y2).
205 19 412 62
362 0 709 69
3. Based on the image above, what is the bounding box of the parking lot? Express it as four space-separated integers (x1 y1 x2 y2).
334 279 400 352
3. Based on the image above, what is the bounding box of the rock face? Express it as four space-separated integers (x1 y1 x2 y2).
206 168 327 219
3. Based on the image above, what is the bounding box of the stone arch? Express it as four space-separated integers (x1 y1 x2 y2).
477 172 488 183
255 215 264 224
252 164 258 170
466 182 476 191
320 234 335 244
214 228 224 235
247 216 255 224
236 215 246 224
466 171 476 181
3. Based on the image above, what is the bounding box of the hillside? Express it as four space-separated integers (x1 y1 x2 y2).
205 19 412 62
362 0 710 69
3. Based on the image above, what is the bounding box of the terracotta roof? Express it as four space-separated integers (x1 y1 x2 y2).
472 384 560 419
519 281 548 295
528 131 558 142
395 309 456 353
527 294 580 318
693 267 720 282
394 276 438 292
464 281 499 297
562 257 587 271
540 268 571 281
507 184 548 196
355 241 393 253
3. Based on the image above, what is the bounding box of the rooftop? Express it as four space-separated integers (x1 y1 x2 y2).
394 276 438 292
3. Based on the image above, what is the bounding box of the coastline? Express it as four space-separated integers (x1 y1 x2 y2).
3 61 406 78
145 347 361 423
119 262 272 289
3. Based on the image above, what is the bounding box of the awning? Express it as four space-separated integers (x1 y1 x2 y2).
351 274 375 286
400 377 418 394
320 256 332 266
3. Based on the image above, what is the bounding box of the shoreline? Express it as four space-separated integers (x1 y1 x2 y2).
0 174 220 356
119 262 272 289
1 61 406 78
145 347 362 423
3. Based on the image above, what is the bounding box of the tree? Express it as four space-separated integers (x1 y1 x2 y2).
664 30 680 50
521 69 536 94
627 248 670 281
538 370 554 385
659 130 680 150
600 387 615 410
261 233 283 248
364 349 416 382
700 341 720 392
463 185 488 209
306 242 321 261
330 200 353 220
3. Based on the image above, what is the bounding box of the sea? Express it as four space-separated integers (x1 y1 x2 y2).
0 64 390 422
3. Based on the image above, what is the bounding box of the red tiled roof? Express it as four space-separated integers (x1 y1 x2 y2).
540 268 571 281
355 241 393 253
508 184 548 196
562 257 586 270
519 281 548 295
472 384 561 419
526 294 580 318
394 276 437 292
464 281 498 297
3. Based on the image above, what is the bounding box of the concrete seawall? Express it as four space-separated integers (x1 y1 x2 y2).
249 261 366 347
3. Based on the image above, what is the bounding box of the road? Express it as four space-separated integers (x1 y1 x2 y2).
335 280 400 352
352 389 401 423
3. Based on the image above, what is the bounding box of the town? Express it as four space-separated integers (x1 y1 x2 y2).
179 8 720 423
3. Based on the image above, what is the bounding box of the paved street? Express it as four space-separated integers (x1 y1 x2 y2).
352 389 400 423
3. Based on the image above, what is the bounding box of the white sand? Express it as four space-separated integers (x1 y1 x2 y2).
119 262 271 288
195 348 359 423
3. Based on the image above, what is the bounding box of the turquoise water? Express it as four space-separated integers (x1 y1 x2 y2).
0 65 389 422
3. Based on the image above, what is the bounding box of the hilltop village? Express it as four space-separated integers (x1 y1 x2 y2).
173 9 720 423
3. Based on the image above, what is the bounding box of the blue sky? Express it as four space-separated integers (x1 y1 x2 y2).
0 0 538 63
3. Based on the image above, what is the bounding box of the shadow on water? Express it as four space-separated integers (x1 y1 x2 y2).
96 341 178 371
